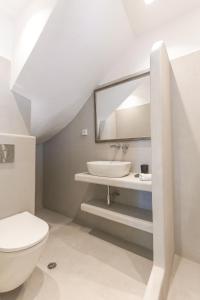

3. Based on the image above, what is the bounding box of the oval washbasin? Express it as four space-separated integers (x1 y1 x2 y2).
87 161 132 178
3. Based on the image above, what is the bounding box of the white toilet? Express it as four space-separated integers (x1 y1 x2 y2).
0 212 49 293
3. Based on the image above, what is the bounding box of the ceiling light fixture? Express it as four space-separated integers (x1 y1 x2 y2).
144 0 155 4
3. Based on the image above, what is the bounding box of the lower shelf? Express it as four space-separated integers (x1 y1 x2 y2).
81 199 153 234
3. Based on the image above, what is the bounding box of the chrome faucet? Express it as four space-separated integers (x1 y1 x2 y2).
110 144 121 150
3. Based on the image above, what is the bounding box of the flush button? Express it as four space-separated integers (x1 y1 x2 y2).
81 129 88 136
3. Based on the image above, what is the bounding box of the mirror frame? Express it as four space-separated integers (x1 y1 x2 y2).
94 70 151 143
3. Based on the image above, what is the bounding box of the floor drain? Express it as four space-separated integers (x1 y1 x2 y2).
47 262 57 270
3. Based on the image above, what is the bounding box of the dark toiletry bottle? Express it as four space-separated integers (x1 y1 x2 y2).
141 164 149 174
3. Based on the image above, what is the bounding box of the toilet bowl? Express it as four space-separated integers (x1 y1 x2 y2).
0 212 49 293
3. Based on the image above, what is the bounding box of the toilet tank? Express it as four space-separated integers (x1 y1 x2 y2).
0 134 35 219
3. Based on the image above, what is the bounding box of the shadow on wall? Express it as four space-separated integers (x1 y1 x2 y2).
13 92 31 134
171 51 200 263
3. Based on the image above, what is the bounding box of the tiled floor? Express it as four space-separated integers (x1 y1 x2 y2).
0 209 152 300
168 256 200 300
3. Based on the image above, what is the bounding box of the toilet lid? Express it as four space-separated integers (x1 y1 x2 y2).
0 212 49 253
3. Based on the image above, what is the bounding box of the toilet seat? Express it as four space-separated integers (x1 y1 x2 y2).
0 212 49 253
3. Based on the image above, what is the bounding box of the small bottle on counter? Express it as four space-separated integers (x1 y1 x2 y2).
141 164 149 174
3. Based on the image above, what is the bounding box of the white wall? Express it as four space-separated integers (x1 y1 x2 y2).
102 8 200 84
0 57 30 135
149 42 174 299
11 0 58 86
0 12 13 60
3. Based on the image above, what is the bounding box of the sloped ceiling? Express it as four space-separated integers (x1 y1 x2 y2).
0 0 30 19
13 0 134 142
12 0 200 142
122 0 200 34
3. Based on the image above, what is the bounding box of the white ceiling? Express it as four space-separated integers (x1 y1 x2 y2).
122 0 200 35
9 0 200 142
13 0 133 142
0 0 30 18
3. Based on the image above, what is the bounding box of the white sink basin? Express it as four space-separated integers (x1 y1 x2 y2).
87 161 132 178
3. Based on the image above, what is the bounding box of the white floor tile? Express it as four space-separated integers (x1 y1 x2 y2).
0 209 153 300
168 256 200 300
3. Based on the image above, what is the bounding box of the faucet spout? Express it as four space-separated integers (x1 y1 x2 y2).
110 144 121 150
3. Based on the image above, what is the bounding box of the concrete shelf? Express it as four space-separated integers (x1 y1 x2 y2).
75 172 152 192
81 199 153 234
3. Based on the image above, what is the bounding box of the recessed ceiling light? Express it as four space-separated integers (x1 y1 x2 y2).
144 0 155 4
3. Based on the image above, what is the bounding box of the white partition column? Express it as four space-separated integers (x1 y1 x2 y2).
144 41 174 300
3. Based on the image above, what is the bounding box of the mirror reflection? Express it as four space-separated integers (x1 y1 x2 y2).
95 73 151 142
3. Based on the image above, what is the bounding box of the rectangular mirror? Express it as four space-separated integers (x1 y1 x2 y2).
94 71 151 143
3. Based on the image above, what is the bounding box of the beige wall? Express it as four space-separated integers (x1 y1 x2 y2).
44 95 152 250
0 134 35 219
43 50 200 263
171 51 200 263
0 56 35 219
